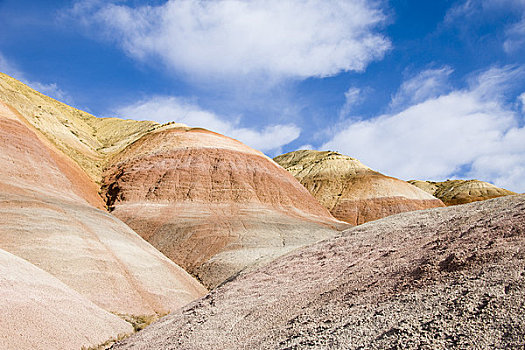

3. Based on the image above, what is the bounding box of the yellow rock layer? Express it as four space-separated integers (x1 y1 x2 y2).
0 72 185 183
408 179 517 205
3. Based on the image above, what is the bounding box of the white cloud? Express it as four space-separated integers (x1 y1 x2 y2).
445 0 525 21
504 17 525 53
339 87 363 119
0 54 18 76
297 144 315 151
27 81 71 104
445 0 525 53
0 52 72 104
322 66 525 193
519 92 525 112
390 67 452 110
117 96 300 154
69 0 390 79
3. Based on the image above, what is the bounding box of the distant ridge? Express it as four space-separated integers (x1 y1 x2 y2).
274 150 444 225
408 179 516 205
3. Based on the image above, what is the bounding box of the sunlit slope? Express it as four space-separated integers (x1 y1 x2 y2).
103 128 348 288
0 248 133 350
274 150 445 225
0 72 183 183
408 179 517 205
0 99 206 317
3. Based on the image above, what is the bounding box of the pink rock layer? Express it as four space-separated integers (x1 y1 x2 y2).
103 128 347 288
331 196 445 225
0 101 104 208
0 101 206 318
326 172 445 225
274 150 445 225
0 248 133 350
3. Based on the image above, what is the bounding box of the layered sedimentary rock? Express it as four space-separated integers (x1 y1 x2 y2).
274 150 444 225
0 72 184 183
102 128 347 288
115 195 525 350
0 248 133 350
408 179 517 206
0 100 206 318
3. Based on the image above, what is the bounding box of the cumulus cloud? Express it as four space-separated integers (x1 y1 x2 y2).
322 66 525 192
0 53 72 104
117 96 300 154
68 0 390 79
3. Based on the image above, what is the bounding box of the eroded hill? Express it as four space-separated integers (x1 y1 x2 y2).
102 128 348 288
408 179 516 205
274 150 445 225
0 72 184 184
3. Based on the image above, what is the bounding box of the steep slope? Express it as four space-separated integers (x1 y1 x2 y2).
0 100 206 317
114 195 525 350
409 179 517 205
274 150 445 225
0 72 184 183
102 128 348 288
0 248 133 350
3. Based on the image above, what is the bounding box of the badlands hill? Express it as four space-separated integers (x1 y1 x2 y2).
0 99 206 316
1 73 346 291
102 128 348 288
409 179 517 205
3 71 523 349
0 76 207 348
0 98 205 315
0 72 183 184
0 72 347 348
114 194 525 350
274 150 445 225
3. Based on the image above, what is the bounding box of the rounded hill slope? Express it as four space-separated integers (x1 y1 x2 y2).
0 248 133 350
0 100 206 318
102 128 348 288
0 72 184 183
274 150 445 225
408 179 517 205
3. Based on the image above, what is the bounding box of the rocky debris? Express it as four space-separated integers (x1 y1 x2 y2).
409 179 517 205
0 248 133 350
114 194 525 350
102 129 348 288
0 100 206 318
274 150 445 225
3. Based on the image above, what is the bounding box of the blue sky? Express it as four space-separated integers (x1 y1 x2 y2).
1 0 524 192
